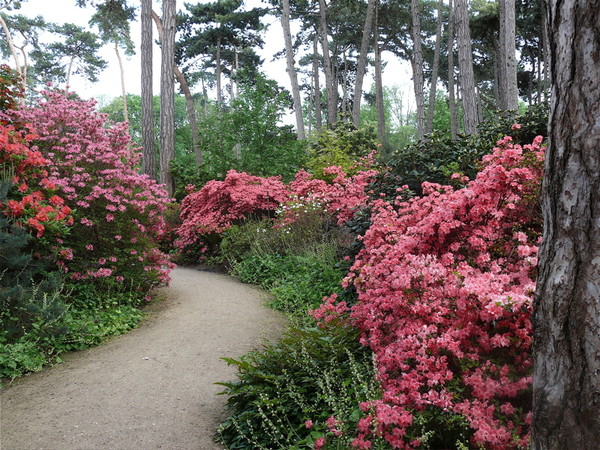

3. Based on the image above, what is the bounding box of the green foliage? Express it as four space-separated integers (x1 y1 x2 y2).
380 102 549 196
217 324 386 449
197 73 307 182
305 121 378 180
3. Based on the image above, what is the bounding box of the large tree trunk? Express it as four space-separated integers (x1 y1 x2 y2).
351 0 376 127
0 13 25 100
425 0 443 134
454 0 478 134
498 0 519 112
374 9 385 143
410 0 425 140
312 35 322 133
318 0 337 126
281 0 305 139
447 0 457 139
159 0 176 196
141 0 156 178
532 1 600 448
151 10 202 166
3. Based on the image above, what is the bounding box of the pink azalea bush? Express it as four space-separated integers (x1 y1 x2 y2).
13 90 173 291
314 136 545 449
177 164 378 259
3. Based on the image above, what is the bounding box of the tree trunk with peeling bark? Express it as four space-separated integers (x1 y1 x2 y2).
532 0 600 447
411 0 425 140
425 0 443 135
141 0 155 178
159 0 176 196
454 0 478 134
318 0 336 126
151 10 202 165
281 0 305 139
498 0 518 112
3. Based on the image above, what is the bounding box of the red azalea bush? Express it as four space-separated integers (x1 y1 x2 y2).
12 91 173 292
176 170 289 256
0 123 72 238
314 136 544 449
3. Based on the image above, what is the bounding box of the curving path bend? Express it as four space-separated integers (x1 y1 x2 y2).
1 267 286 450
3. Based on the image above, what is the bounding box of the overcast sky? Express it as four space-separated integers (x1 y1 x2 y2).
6 0 414 116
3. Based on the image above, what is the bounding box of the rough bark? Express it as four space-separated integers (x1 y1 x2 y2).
318 0 336 126
498 0 519 112
447 0 457 139
374 9 385 143
425 0 444 135
281 0 305 139
312 35 322 133
351 0 376 127
410 0 425 140
532 0 600 448
141 0 155 178
159 0 176 196
152 10 202 165
454 0 478 134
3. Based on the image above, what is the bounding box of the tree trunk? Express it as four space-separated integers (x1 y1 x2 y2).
216 37 222 106
374 9 385 143
141 0 156 178
151 9 202 166
114 43 129 124
532 0 600 447
425 0 443 134
0 13 25 100
454 0 478 134
318 0 337 126
281 0 306 139
351 0 377 127
159 0 176 196
447 0 457 139
498 0 519 112
411 0 425 140
313 35 322 133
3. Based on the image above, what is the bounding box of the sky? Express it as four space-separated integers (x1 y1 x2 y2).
5 0 415 118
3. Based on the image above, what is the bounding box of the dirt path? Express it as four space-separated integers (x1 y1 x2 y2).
1 267 287 450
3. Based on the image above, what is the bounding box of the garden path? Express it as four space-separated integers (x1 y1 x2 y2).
1 267 287 450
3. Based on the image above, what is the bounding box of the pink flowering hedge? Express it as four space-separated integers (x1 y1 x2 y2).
176 166 378 257
14 91 174 292
313 136 544 448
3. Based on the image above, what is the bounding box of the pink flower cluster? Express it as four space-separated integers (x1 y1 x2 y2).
13 91 174 289
315 136 544 448
177 165 377 255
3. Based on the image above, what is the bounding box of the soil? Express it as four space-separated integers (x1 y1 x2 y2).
0 267 287 450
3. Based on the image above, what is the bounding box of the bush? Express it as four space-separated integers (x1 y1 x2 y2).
306 121 379 181
14 90 173 294
316 136 544 448
217 324 386 449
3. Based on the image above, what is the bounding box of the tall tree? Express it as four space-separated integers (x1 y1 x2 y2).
88 0 136 123
447 0 457 138
410 0 425 140
532 0 600 447
159 0 175 196
312 34 322 132
454 0 478 134
373 3 384 142
351 0 376 127
318 0 337 125
498 0 518 112
141 0 155 178
281 0 305 139
425 0 443 135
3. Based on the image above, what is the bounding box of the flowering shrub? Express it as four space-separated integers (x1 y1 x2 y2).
176 170 288 257
314 136 544 448
13 91 173 292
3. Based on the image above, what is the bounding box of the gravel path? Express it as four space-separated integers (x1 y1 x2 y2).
1 267 287 450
